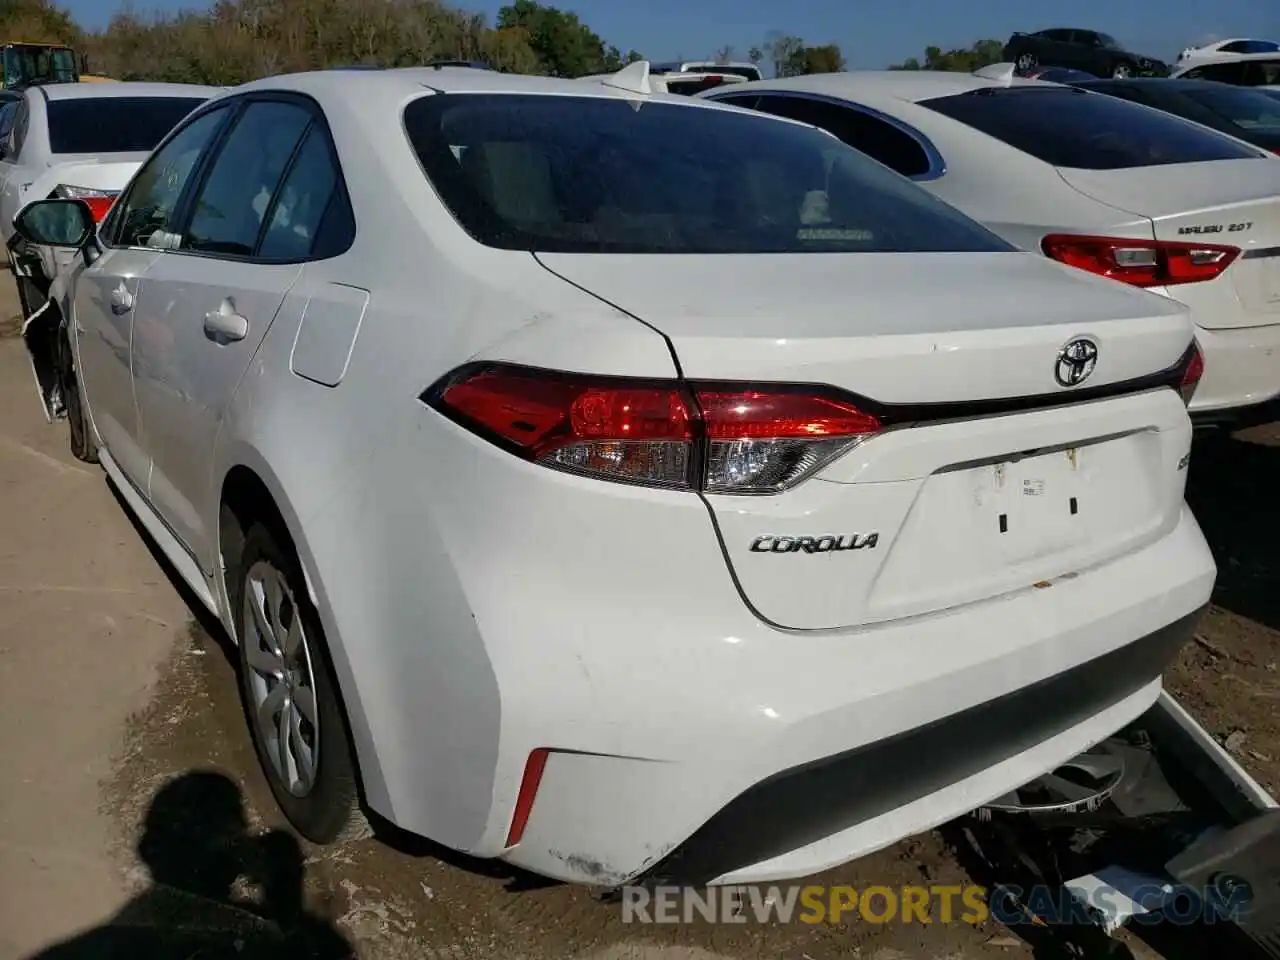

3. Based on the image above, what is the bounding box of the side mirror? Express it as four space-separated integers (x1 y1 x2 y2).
14 198 94 248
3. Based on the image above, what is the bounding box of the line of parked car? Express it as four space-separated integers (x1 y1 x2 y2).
2 53 1276 889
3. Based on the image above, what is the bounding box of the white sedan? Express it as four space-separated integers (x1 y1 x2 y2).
13 63 1215 887
3 81 219 414
0 81 220 244
703 68 1280 427
1171 50 1280 85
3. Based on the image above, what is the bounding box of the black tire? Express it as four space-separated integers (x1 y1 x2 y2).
58 331 97 464
232 520 369 844
1016 52 1038 73
1111 60 1134 78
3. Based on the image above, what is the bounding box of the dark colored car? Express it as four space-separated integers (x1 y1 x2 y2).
1003 28 1169 79
1069 78 1280 153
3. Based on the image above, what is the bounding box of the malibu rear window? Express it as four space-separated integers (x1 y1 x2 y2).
403 93 1013 255
48 97 207 155
922 87 1263 169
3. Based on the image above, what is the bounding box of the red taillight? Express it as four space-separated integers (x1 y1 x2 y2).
1180 340 1205 405
505 748 549 848
52 184 119 224
81 196 115 223
431 365 881 493
1041 234 1239 288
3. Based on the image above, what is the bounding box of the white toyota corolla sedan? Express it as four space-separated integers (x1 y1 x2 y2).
701 68 1280 428
13 62 1215 887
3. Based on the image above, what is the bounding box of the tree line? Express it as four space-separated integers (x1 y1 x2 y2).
0 0 1010 84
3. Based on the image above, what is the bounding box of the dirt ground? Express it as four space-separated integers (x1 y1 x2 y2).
0 264 1276 960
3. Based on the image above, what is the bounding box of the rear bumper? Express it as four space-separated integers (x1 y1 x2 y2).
1189 322 1280 416
649 605 1203 886
497 506 1215 886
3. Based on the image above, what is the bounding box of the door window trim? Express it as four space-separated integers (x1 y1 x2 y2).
167 91 355 265
101 100 237 250
706 88 948 181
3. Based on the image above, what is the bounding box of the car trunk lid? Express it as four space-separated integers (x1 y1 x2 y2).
1058 160 1280 329
537 250 1198 629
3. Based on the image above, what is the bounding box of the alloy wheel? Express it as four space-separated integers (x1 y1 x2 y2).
242 560 320 797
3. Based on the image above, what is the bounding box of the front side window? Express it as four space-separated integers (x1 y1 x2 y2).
47 97 207 156
114 106 230 248
922 87 1263 169
404 93 1008 255
1096 33 1123 51
182 100 312 256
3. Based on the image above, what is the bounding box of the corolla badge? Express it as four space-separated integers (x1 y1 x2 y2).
750 534 879 554
1055 338 1098 388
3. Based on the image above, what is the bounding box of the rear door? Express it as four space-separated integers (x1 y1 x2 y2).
131 95 350 567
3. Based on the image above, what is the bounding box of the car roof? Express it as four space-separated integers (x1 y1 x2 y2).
37 81 224 101
231 65 752 111
697 69 1056 104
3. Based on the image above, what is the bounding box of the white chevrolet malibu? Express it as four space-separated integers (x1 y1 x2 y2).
13 62 1215 887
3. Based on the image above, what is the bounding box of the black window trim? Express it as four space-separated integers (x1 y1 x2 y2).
100 98 238 250
704 88 948 182
104 90 356 265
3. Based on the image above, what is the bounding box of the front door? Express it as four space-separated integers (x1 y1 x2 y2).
130 98 319 567
70 104 233 490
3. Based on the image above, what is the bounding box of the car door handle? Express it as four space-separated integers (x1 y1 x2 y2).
110 282 133 315
204 299 249 343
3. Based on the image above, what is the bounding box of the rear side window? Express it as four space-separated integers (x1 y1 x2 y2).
403 93 1011 255
1222 41 1280 54
47 97 207 155
922 88 1262 169
752 95 934 178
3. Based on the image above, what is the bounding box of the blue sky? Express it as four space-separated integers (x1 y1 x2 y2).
66 0 1277 69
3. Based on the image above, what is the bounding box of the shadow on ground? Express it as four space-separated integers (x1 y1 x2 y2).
1185 428 1280 631
28 771 355 959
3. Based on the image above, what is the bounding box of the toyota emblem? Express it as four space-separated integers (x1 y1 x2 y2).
1055 338 1098 388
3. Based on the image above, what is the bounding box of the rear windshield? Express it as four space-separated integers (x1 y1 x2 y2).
48 97 207 155
922 87 1262 169
403 93 1012 255
1183 85 1280 139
